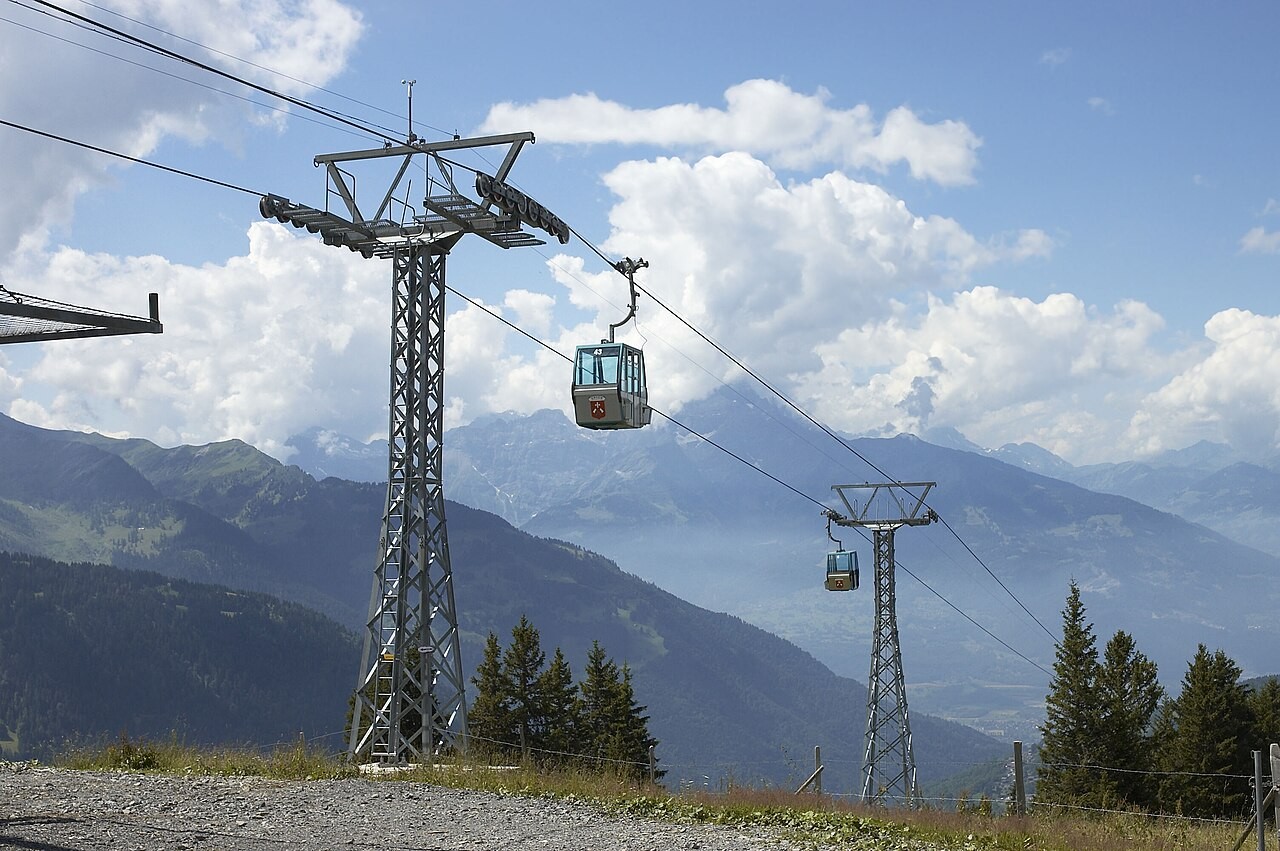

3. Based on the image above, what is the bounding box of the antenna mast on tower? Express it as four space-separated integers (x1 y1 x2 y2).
826 481 937 805
260 121 565 763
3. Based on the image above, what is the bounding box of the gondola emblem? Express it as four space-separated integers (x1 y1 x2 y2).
589 397 607 419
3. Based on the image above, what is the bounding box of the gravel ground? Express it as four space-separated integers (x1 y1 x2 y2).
0 763 807 850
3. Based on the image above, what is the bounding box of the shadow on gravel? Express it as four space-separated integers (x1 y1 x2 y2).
0 815 80 851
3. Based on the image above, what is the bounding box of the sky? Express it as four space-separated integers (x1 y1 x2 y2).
1 0 1279 466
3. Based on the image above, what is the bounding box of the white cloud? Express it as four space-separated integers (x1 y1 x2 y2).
7 224 385 457
0 0 363 260
1262 198 1280 216
1240 226 1280 254
1087 97 1115 115
1128 309 1280 459
480 79 983 186
788 287 1166 460
530 153 1051 414
1040 48 1071 66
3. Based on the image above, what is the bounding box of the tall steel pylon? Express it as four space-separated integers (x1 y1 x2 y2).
260 129 562 762
827 482 937 805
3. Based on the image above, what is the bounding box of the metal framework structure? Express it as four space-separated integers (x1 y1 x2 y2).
0 288 161 344
261 130 552 763
827 482 937 805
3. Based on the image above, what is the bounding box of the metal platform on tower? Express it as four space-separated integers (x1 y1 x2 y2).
0 288 161 344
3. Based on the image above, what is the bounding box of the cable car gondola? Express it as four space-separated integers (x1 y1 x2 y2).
825 550 859 591
824 517 859 591
573 341 650 429
572 257 652 430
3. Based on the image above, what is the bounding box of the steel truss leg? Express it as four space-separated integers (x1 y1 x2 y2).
860 528 918 805
348 245 467 762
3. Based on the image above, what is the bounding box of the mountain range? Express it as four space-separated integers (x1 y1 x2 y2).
290 386 1280 743
0 412 1003 793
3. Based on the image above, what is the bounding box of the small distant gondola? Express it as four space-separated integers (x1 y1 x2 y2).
825 550 859 591
572 257 652 430
824 517 859 591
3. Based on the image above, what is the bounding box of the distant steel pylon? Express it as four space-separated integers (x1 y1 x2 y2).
827 482 937 805
260 129 559 762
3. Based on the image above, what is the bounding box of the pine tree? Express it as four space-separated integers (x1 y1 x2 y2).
576 642 660 781
1155 645 1253 817
1248 677 1280 747
537 647 579 760
1036 581 1105 806
606 663 661 781
468 631 513 757
577 640 621 764
1095 629 1162 807
502 615 546 760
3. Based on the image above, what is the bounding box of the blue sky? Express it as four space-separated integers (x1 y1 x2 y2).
1 0 1278 464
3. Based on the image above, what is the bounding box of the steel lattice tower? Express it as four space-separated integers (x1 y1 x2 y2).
260 129 560 762
827 482 937 805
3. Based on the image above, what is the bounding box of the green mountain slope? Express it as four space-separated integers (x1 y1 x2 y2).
0 413 1005 792
0 551 357 759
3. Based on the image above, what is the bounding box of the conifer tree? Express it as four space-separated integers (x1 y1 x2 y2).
576 642 660 780
577 640 621 763
1248 677 1280 747
606 663 661 781
1155 645 1253 817
1095 630 1162 807
1036 581 1104 806
537 647 579 759
502 615 546 759
468 631 513 755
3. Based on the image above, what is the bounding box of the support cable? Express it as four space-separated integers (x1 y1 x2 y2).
445 282 1051 677
0 117 260 195
67 0 430 139
0 6 383 143
22 0 402 144
564 222 1057 644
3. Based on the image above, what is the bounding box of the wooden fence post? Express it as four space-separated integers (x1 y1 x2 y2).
1013 741 1026 816
794 745 825 795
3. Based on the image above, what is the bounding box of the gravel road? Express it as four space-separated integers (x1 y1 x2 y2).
0 764 806 850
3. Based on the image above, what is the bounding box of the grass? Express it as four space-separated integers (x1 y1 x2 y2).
54 737 1247 851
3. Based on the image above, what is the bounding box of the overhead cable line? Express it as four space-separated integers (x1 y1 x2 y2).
442 284 829 511
565 221 1057 644
67 0 431 140
0 7 377 143
24 0 400 145
446 282 1049 676
0 117 259 195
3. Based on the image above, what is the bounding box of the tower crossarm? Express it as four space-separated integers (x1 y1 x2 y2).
827 482 938 530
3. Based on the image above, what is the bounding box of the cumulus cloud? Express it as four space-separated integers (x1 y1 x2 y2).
1128 309 1280 459
480 79 983 186
0 0 363 260
7 224 385 456
528 153 1051 414
790 287 1167 458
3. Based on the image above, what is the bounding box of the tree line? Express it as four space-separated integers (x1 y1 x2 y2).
469 615 661 780
1037 581 1280 817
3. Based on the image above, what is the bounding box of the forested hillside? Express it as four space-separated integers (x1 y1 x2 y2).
0 551 358 759
0 414 1006 791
